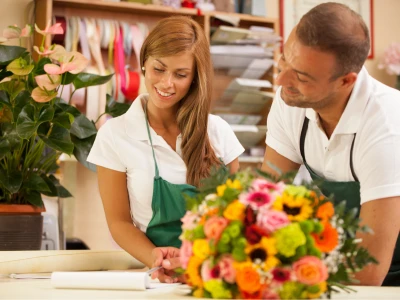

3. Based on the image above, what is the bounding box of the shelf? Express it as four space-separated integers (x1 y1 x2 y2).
53 0 199 17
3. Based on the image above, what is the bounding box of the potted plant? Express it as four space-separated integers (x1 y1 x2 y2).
0 22 128 250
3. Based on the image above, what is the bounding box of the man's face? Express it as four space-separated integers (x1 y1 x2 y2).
276 30 342 110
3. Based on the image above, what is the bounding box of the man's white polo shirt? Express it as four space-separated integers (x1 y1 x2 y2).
87 94 244 231
266 67 400 205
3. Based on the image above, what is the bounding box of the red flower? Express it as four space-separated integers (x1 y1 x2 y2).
244 206 257 226
271 267 291 283
245 225 268 244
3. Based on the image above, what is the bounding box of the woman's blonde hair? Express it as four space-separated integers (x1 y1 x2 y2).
140 16 221 187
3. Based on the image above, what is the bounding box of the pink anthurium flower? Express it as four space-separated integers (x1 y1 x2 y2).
20 25 33 37
35 21 64 36
33 45 56 57
6 58 34 76
31 87 58 103
48 45 67 61
3 25 32 39
35 74 61 90
45 51 89 75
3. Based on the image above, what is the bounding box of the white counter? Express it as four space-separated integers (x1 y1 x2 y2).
1 278 399 299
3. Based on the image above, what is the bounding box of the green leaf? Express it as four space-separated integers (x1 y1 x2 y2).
52 112 74 129
12 90 31 121
73 73 113 90
41 174 72 198
23 173 51 193
1 123 21 149
0 169 22 193
16 103 54 139
34 57 52 76
70 114 97 139
71 134 97 172
55 103 81 117
0 45 26 66
62 72 78 85
25 190 44 207
0 90 11 108
0 138 10 159
0 68 12 81
37 123 74 155
106 94 130 118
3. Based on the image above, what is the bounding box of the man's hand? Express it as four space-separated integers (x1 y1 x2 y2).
150 247 184 283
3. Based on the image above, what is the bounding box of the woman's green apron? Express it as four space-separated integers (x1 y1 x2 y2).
144 106 197 248
300 118 400 286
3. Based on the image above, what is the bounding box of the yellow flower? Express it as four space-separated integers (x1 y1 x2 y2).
245 237 280 271
186 256 204 288
273 192 313 221
217 184 227 197
223 200 246 221
193 239 210 260
226 179 242 190
308 281 327 299
193 288 204 298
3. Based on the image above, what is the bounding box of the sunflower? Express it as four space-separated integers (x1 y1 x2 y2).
245 237 280 271
273 192 313 221
186 256 204 288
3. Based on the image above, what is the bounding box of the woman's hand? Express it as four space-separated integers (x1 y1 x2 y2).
150 247 185 283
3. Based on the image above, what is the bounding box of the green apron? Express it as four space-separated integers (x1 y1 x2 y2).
144 108 198 248
300 117 400 286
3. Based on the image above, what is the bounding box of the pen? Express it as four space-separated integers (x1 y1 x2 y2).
146 266 162 275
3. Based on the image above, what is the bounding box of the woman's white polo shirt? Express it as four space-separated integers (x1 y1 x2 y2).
87 94 244 232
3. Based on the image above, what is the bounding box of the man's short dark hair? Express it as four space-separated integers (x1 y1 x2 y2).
296 2 370 79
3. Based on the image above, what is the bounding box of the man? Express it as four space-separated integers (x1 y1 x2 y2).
262 3 400 286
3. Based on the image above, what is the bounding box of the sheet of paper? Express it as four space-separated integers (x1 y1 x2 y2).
51 271 179 291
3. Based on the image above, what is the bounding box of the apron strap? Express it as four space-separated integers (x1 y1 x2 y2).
299 116 359 182
144 102 160 178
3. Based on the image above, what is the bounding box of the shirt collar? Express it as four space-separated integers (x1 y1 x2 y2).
306 67 372 134
123 94 164 146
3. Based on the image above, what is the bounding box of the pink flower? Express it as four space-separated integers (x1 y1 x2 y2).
181 211 198 230
252 179 284 192
179 240 193 269
378 42 400 75
31 87 57 103
44 48 89 75
240 191 272 209
201 259 220 281
262 289 280 299
257 209 290 233
33 46 56 57
204 216 228 242
293 256 328 285
218 255 236 283
3 25 32 40
35 21 64 36
271 267 292 284
35 74 61 91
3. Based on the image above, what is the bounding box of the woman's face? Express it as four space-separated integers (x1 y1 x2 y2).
144 52 195 111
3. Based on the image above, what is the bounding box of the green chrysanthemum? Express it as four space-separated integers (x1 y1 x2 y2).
279 281 306 299
204 279 232 299
275 223 306 257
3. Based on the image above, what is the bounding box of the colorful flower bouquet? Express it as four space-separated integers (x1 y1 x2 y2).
179 169 376 299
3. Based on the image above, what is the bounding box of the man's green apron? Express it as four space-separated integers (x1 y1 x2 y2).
300 117 400 286
144 108 197 248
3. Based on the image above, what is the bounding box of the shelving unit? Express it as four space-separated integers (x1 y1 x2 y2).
35 0 279 167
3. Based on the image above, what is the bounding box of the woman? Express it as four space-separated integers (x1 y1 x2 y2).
87 16 244 282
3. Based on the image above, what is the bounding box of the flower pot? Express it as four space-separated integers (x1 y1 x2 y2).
0 205 45 251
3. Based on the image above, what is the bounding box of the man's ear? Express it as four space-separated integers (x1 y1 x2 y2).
341 72 358 88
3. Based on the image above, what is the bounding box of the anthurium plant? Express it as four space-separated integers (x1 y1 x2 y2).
0 22 128 207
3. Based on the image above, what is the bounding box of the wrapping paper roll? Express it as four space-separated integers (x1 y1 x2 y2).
51 271 149 290
0 250 144 275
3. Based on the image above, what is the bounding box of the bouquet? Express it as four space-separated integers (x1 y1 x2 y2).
179 169 376 299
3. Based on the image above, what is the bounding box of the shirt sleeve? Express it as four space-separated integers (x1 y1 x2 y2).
212 116 245 165
265 89 303 164
86 121 126 172
358 117 400 204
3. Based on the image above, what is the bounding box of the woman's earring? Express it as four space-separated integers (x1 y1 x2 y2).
141 67 145 71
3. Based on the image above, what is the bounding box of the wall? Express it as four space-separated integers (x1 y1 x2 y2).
265 0 400 88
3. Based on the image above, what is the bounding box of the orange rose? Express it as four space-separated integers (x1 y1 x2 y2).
204 216 228 241
293 256 328 285
236 263 261 294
